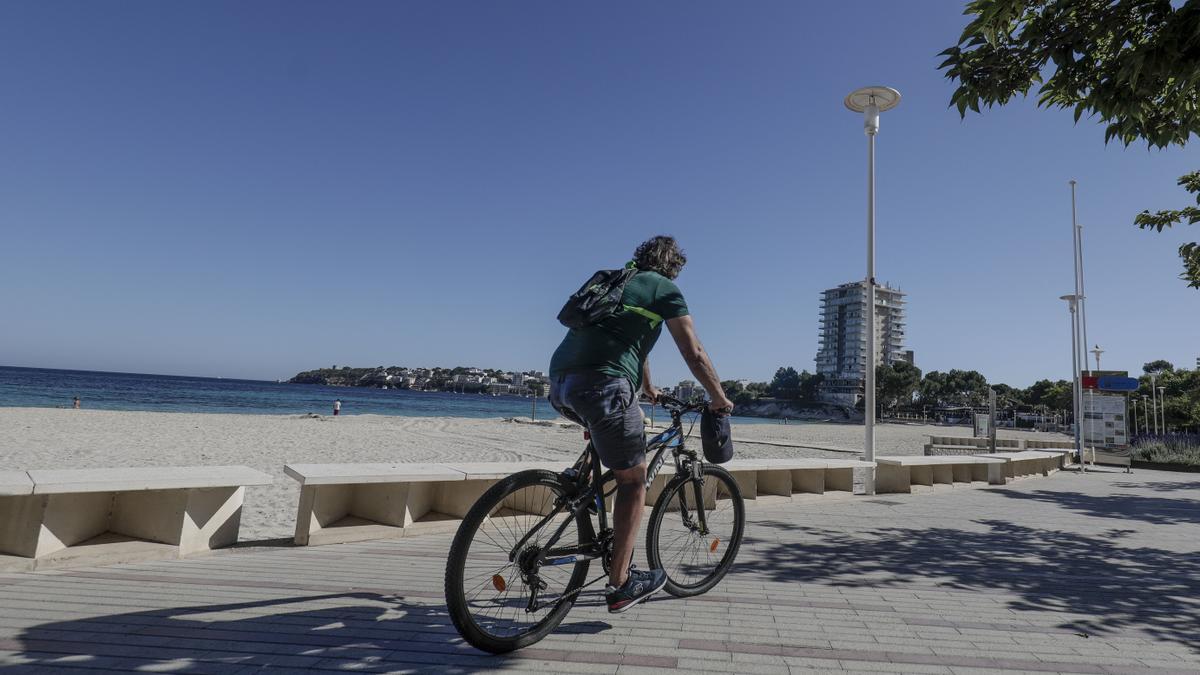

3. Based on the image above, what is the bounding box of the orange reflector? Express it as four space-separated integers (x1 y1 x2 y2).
492 575 507 592
710 538 720 553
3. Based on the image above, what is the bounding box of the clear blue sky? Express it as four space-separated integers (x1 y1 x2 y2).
1 1 1196 387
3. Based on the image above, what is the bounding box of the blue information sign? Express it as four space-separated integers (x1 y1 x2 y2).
1097 376 1138 392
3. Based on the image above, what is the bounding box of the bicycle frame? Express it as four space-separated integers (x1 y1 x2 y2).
507 404 709 572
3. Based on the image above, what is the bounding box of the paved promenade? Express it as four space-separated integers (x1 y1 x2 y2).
1 467 1199 674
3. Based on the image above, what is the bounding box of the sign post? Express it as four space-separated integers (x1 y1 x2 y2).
1081 371 1136 461
988 389 997 453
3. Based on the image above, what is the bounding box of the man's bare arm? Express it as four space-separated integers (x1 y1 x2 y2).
641 358 660 401
666 316 733 412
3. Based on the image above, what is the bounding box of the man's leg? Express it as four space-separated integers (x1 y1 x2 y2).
558 373 657 596
609 462 647 588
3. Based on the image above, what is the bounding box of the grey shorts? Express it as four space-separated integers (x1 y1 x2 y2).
550 372 646 471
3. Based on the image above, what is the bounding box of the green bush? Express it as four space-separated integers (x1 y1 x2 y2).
1132 442 1200 467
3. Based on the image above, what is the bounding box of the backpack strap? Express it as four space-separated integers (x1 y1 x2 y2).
622 304 663 327
618 262 663 327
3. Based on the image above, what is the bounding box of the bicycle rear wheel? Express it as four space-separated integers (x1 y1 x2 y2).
645 464 744 597
445 469 592 653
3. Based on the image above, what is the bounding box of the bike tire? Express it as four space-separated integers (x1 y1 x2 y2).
445 469 593 654
645 464 745 597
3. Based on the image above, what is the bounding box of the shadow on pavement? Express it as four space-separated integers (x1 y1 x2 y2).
10 592 611 672
1112 480 1200 493
987 485 1200 526
746 514 1200 649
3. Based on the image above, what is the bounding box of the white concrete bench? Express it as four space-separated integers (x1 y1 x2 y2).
1089 449 1132 471
288 457 878 546
1025 439 1076 451
875 455 1007 493
977 451 1064 479
720 458 875 505
923 435 1022 455
286 462 569 546
0 471 33 497
1023 440 1078 466
1031 448 1074 470
0 472 36 570
0 466 272 572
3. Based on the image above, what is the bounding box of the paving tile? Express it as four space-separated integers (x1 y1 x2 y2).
0 468 1197 673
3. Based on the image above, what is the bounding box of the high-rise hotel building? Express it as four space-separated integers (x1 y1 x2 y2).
815 281 909 405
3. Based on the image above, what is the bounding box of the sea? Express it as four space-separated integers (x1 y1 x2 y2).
0 366 778 424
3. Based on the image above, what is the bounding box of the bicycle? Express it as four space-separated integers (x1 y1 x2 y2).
444 393 746 653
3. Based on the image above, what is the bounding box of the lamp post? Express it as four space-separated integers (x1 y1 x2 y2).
845 86 901 494
1069 183 1089 357
1060 294 1085 469
1158 386 1167 432
1150 374 1159 434
1088 344 1103 450
1067 182 1097 464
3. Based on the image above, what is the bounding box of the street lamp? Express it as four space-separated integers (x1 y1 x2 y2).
1087 344 1104 452
845 85 901 494
1158 386 1167 432
1060 294 1085 469
1150 373 1159 434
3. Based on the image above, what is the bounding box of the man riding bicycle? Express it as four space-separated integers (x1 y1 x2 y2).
548 235 734 613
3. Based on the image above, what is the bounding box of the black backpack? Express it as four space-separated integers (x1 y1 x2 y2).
557 265 639 329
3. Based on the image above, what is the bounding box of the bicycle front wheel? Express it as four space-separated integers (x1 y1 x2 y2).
646 464 745 597
445 469 592 653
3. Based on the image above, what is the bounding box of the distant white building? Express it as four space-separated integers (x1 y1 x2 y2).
815 281 908 406
677 380 698 401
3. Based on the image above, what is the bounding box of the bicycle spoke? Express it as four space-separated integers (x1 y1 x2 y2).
452 474 591 645
650 470 743 593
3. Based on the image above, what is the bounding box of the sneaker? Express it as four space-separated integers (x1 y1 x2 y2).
605 566 667 613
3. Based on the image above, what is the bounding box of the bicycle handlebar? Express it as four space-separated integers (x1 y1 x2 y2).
642 392 730 416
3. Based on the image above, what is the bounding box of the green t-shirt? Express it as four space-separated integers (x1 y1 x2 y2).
550 270 690 390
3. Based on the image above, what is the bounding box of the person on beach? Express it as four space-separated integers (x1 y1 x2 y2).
73 396 80 409
333 399 341 416
549 235 734 613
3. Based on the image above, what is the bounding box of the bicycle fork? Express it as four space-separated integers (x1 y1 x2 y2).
677 462 711 535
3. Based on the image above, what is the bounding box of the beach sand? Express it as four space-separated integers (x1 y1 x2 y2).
0 408 1070 541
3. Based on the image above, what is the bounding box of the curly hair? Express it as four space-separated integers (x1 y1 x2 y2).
632 235 687 279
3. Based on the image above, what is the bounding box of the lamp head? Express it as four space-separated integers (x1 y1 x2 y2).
845 86 900 136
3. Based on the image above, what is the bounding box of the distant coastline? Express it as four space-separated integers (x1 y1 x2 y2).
288 365 550 396
0 365 552 418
